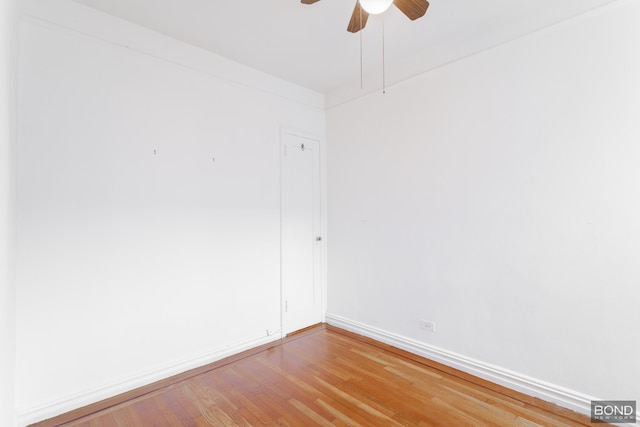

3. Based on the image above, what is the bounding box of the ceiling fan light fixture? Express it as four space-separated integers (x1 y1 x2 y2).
359 0 393 15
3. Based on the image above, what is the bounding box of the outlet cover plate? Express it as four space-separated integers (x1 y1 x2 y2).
420 320 436 333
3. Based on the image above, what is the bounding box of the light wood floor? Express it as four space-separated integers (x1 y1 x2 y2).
35 325 597 426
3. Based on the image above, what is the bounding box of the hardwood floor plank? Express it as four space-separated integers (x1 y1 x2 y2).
32 325 601 427
430 395 496 426
306 366 397 419
314 398 364 427
311 376 405 427
288 398 334 427
158 391 200 427
205 369 274 426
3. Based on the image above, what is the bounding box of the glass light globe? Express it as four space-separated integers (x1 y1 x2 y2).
359 0 394 15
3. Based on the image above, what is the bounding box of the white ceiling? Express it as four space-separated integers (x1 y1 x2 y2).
72 0 618 98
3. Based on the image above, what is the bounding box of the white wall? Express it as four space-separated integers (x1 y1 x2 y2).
327 0 640 413
1 0 18 424
17 0 324 424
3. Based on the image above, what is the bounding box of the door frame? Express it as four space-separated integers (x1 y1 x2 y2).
279 127 327 336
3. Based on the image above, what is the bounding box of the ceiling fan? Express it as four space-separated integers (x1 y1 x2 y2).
301 0 430 33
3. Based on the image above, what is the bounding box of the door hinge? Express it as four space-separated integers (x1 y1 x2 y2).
285 300 288 312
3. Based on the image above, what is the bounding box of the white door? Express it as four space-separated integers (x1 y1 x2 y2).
281 133 323 334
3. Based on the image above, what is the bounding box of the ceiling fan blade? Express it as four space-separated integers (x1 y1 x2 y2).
301 0 321 4
347 1 369 33
393 0 429 20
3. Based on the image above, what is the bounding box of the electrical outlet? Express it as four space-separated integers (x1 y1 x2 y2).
266 328 281 336
420 320 436 333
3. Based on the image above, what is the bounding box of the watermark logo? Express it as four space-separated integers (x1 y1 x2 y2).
591 401 636 423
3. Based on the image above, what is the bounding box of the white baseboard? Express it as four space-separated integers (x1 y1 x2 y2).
18 333 282 427
19 320 638 426
326 313 603 420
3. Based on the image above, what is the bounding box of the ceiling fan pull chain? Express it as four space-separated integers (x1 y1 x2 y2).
382 14 386 94
360 5 364 90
